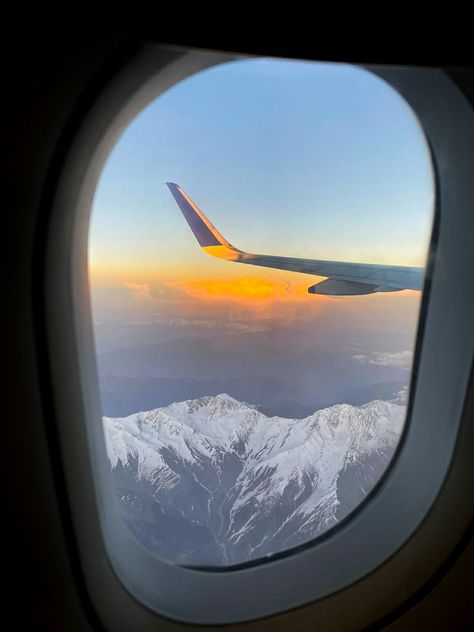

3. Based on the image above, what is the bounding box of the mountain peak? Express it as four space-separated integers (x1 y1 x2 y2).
212 392 250 408
213 392 240 404
183 393 253 415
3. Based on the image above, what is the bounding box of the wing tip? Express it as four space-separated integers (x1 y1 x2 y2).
166 181 225 248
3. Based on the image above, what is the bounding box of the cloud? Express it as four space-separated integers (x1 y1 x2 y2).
151 317 269 334
123 281 185 302
396 385 410 403
92 275 418 342
352 349 413 369
163 275 336 325
172 276 296 302
123 282 151 296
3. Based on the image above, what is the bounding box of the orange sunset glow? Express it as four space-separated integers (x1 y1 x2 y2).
89 265 422 336
173 276 313 302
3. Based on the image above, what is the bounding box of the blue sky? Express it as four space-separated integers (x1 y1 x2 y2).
89 58 434 280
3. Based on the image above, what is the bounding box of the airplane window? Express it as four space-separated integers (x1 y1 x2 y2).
88 59 434 567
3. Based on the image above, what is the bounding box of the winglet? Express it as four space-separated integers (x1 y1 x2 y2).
166 183 241 261
166 182 228 247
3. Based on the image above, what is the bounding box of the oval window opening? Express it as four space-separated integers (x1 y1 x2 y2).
88 58 434 567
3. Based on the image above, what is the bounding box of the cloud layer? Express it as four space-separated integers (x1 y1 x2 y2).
352 350 413 369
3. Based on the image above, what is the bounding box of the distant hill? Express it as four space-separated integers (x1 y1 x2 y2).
99 374 406 419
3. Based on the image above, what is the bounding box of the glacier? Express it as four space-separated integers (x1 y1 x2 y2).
103 394 406 566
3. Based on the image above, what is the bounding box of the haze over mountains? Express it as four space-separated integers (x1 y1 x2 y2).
100 373 405 419
96 325 411 418
104 393 405 565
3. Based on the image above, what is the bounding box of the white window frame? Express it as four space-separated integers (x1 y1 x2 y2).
42 45 474 629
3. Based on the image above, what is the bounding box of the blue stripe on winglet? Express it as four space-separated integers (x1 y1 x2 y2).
166 182 221 247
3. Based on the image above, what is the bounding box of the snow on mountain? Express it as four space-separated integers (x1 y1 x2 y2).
103 394 405 566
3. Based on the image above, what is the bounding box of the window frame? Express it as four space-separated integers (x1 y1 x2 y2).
42 45 474 628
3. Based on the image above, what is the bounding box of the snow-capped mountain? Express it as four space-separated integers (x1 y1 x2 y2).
103 394 405 566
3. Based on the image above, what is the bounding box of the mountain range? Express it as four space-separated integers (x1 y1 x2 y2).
103 393 405 566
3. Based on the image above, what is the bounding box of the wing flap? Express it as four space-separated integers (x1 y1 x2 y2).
308 279 379 295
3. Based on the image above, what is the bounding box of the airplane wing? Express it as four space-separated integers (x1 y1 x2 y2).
166 182 424 296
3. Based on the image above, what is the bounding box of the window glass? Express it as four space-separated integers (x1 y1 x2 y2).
89 59 434 567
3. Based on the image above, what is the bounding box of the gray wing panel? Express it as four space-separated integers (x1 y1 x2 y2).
237 253 424 292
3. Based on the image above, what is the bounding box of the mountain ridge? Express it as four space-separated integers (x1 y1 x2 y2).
103 393 405 565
